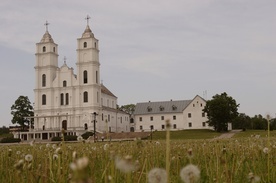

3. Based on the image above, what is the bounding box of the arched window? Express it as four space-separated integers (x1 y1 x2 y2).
42 74 46 87
83 42 87 48
84 123 88 130
83 91 88 103
43 46 46 52
96 71 98 84
53 47 55 52
94 42 97 48
60 93 64 105
65 93 69 105
83 70 88 84
42 94 46 105
63 80 67 87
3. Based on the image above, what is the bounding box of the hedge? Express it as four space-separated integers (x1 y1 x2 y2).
0 137 21 143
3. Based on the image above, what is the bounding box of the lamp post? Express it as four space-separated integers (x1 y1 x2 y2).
92 112 98 143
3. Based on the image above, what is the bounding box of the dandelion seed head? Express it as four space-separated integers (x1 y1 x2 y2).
25 154 33 162
72 151 77 160
248 172 260 183
77 136 83 142
103 144 109 151
115 155 139 173
180 164 200 183
263 147 269 154
53 154 58 160
148 168 167 183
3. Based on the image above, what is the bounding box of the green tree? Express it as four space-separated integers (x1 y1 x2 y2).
118 104 136 114
232 113 251 130
203 92 239 132
11 96 34 130
251 114 267 130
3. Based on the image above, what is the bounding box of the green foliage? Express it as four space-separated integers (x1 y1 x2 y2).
51 136 62 141
81 132 94 139
10 96 34 130
232 113 251 130
51 135 78 141
118 104 135 114
203 92 239 132
64 135 77 141
0 137 21 143
251 114 267 130
0 126 9 135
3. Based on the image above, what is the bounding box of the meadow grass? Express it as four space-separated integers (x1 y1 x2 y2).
0 132 275 183
233 130 276 138
152 129 221 140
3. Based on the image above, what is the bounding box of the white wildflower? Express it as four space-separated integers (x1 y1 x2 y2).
180 164 200 183
148 168 167 183
72 151 77 160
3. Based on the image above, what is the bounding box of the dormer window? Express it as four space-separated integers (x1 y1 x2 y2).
84 42 87 48
42 46 46 52
147 106 152 112
172 105 177 110
159 106 164 111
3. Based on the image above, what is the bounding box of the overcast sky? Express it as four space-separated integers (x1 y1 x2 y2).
1 0 276 126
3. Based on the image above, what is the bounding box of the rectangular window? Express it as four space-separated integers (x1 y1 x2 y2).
150 116 153 121
188 113 192 118
150 125 154 130
139 117 142 122
140 126 143 130
173 124 177 129
189 122 192 127
42 94 46 105
65 93 69 105
202 122 206 127
173 115 176 120
162 125 165 129
202 113 205 117
161 116 164 120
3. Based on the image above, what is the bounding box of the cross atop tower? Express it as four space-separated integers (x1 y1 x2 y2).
44 20 50 32
85 15 91 26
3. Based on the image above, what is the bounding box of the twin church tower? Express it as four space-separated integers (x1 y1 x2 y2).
24 17 130 140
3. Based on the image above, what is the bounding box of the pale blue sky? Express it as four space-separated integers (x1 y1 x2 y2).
1 0 276 126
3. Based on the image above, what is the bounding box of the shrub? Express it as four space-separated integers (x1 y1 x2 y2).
81 132 94 140
51 136 62 141
0 137 21 143
51 135 78 141
64 135 77 141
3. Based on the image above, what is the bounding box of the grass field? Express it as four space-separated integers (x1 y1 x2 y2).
0 129 275 183
152 129 221 140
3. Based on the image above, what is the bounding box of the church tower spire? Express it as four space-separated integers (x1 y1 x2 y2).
76 15 100 111
34 21 58 109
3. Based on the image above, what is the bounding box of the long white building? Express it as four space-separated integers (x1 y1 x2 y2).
133 95 212 131
15 20 130 141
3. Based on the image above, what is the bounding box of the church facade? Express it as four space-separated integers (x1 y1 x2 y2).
15 21 130 141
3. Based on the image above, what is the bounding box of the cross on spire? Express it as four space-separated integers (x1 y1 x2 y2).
44 20 50 32
63 56 67 64
85 15 91 26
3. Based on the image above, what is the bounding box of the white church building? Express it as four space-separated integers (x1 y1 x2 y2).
15 19 130 141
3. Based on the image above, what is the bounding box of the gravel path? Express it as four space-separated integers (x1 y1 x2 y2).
214 129 242 139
